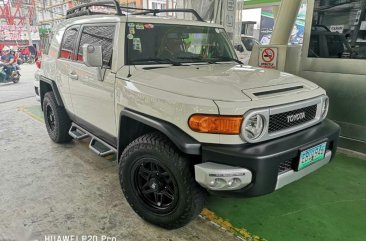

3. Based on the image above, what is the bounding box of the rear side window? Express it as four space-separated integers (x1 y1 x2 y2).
60 25 80 60
76 25 115 67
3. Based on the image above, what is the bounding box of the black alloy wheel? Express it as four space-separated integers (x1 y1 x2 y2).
46 105 56 131
133 157 178 213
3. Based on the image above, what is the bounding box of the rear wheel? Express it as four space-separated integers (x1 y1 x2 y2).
119 132 205 229
42 91 72 143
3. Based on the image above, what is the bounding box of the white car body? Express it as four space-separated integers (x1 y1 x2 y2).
41 16 325 144
34 69 41 101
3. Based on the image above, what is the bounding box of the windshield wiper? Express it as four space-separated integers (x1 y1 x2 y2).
177 56 243 65
130 58 182 66
177 57 216 64
211 57 244 65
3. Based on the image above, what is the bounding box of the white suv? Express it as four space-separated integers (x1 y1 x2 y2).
39 1 340 229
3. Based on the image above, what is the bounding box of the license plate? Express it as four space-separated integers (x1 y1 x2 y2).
298 142 327 171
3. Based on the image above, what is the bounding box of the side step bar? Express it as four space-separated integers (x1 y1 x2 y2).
68 123 117 157
69 124 89 140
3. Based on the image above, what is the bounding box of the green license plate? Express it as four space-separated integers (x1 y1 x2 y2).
298 142 327 171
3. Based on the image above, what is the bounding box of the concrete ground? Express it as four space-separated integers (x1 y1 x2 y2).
0 65 237 241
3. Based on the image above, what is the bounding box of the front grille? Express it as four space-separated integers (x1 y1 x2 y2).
269 105 317 133
278 160 293 174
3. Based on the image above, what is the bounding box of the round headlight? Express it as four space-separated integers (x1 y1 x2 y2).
244 114 265 140
321 97 329 118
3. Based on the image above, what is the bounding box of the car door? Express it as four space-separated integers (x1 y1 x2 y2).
56 25 81 114
68 24 117 145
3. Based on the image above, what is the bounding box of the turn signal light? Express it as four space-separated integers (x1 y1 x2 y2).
188 115 243 134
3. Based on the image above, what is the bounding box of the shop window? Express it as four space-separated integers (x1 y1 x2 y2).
309 0 366 59
59 26 79 60
309 35 321 57
76 26 115 67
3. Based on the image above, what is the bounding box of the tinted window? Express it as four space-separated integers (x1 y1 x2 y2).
77 26 115 67
309 0 366 59
60 26 80 60
326 35 347 58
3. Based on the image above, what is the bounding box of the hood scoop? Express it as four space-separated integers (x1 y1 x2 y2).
253 85 304 97
242 83 307 100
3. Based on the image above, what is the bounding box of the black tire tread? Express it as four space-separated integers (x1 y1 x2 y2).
43 91 72 143
119 132 205 229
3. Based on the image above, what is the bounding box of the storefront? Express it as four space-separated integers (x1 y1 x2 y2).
301 0 366 152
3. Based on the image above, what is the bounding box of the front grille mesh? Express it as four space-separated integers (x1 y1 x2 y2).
278 160 293 174
269 105 317 133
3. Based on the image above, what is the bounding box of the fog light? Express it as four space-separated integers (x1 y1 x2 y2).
209 178 227 188
228 178 242 188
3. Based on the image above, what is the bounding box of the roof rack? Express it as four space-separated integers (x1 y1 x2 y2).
66 0 123 19
66 0 205 22
131 9 205 22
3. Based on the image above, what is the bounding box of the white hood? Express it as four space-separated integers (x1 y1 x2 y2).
121 63 318 102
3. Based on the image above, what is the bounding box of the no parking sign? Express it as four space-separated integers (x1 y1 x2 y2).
259 47 278 69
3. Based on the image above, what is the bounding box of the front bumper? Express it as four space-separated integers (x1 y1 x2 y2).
197 119 340 197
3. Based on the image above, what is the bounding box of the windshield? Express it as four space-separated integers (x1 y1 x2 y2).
126 23 237 65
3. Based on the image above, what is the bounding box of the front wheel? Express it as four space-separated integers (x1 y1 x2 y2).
119 132 205 229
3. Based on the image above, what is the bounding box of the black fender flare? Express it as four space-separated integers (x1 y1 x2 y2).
118 108 201 159
39 76 64 108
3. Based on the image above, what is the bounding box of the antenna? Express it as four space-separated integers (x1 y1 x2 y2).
126 0 132 78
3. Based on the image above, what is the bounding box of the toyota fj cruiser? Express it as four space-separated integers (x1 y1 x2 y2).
39 1 340 229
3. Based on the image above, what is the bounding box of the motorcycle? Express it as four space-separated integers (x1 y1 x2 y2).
0 63 20 84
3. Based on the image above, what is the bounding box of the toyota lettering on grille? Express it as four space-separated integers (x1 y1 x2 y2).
287 112 306 123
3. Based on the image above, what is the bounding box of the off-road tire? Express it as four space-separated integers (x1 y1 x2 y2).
43 91 72 143
119 132 205 229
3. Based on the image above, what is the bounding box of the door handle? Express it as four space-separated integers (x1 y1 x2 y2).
69 72 78 80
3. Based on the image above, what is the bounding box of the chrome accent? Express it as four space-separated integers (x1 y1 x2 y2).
194 162 252 191
321 96 329 119
275 151 332 190
241 96 328 143
69 123 117 157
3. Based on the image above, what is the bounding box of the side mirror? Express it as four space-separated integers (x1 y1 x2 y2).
235 44 245 53
82 44 103 67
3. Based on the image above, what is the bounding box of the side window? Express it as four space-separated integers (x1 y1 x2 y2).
60 26 80 60
77 25 115 67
